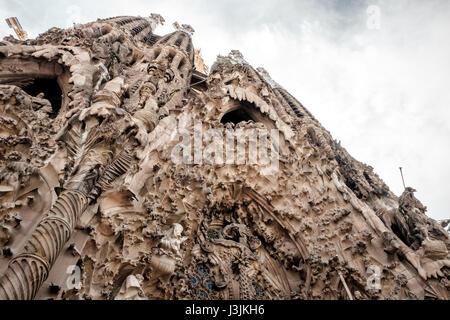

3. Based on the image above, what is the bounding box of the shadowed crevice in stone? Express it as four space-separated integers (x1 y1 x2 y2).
22 78 62 119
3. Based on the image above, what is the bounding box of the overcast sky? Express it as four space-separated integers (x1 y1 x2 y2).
1 0 449 220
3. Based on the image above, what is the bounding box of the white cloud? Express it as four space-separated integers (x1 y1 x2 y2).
1 0 449 220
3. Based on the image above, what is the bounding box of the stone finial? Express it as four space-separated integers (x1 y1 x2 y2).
147 13 165 31
172 22 195 35
209 50 249 73
228 50 247 64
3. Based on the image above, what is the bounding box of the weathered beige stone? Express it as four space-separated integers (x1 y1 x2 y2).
0 15 448 301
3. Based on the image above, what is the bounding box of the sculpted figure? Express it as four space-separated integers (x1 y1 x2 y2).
114 275 147 300
159 223 188 259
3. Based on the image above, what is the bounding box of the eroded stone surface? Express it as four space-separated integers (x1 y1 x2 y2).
0 15 448 300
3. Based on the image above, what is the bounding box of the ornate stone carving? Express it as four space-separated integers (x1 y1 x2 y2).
0 14 448 301
114 274 147 300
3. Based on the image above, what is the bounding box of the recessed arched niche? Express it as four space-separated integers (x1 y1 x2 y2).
218 98 288 154
219 99 275 130
22 78 63 118
0 57 70 119
220 106 254 125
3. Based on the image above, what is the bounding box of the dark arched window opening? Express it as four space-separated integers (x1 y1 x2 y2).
167 51 175 64
174 35 184 47
220 107 254 125
178 58 186 71
22 78 62 118
390 221 412 248
153 48 161 60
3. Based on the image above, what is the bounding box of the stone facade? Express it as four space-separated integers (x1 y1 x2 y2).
0 15 448 300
